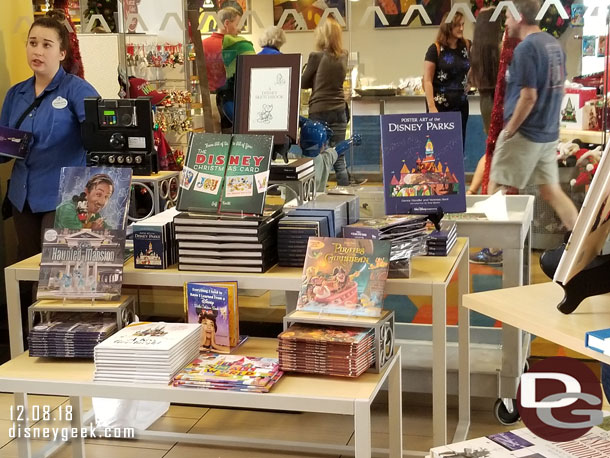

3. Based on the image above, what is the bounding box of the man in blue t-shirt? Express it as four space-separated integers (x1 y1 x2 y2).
489 0 578 231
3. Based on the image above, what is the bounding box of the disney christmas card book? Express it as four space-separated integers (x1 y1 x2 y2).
381 113 466 215
177 133 273 216
296 237 391 317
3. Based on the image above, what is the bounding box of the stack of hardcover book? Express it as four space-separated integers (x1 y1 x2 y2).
269 157 314 182
172 354 283 392
277 210 332 267
426 222 457 256
93 322 201 384
174 209 282 272
29 313 118 358
133 208 179 269
176 132 278 272
277 323 375 377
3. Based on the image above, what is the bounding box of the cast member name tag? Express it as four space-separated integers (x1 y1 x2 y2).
52 97 68 109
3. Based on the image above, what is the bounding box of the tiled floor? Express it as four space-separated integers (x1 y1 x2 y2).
0 393 522 457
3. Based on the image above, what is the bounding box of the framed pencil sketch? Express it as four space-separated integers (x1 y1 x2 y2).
234 54 302 144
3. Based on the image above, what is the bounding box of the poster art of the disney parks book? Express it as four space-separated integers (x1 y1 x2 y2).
296 237 391 317
381 113 466 215
37 228 126 301
55 167 132 231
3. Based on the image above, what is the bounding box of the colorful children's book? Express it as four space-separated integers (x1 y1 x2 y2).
172 354 282 393
37 228 126 301
55 167 132 231
296 237 391 317
184 281 239 352
177 133 273 215
381 113 466 215
177 133 232 213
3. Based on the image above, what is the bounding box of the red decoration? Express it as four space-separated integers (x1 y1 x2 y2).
481 34 520 194
53 0 85 78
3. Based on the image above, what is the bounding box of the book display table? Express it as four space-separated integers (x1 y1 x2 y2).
446 195 534 403
463 282 610 365
0 338 402 458
5 237 469 448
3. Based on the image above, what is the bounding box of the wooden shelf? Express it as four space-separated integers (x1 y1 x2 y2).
560 129 605 144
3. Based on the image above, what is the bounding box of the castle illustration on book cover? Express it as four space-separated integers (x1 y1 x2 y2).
381 113 466 214
296 237 391 317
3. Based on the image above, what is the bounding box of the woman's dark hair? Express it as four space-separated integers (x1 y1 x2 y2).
86 174 114 196
198 310 218 332
470 8 503 91
28 12 76 74
436 12 467 48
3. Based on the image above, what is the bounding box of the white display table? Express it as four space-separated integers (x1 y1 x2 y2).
0 338 402 458
5 238 470 447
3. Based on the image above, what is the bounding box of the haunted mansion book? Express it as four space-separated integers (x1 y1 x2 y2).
38 228 126 301
296 237 391 317
381 113 466 215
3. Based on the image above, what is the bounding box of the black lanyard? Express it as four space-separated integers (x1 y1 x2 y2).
15 91 50 129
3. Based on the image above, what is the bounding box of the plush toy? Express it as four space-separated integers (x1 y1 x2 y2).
569 145 602 188
557 141 580 163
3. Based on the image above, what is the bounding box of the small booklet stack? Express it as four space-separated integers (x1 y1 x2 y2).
172 354 283 392
174 208 282 273
93 322 201 384
343 215 428 278
426 222 457 256
269 157 314 181
133 208 179 269
277 323 375 377
29 313 118 358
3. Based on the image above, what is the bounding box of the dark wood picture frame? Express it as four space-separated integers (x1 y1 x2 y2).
234 54 302 145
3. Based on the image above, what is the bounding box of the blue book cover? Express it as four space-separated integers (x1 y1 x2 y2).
585 328 610 354
55 167 132 231
381 113 466 215
185 283 231 351
288 209 335 236
133 224 165 269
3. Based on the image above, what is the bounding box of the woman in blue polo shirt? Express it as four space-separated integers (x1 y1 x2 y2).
0 14 99 260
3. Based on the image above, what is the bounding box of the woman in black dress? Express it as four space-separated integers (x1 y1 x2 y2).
423 11 471 147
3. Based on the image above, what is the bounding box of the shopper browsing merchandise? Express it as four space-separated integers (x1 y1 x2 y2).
216 6 255 131
257 26 286 55
423 11 471 148
0 15 99 260
301 17 350 187
488 0 578 231
467 7 503 195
